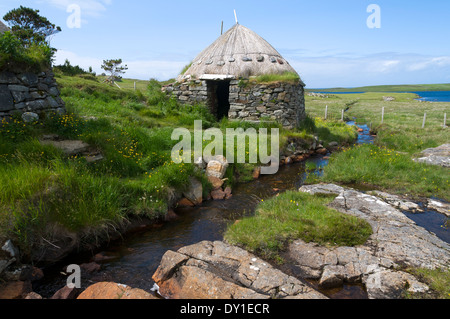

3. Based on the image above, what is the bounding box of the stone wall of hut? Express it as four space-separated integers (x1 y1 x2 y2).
163 79 305 128
0 70 65 120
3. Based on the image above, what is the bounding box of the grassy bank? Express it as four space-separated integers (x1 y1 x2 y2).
309 144 449 201
305 92 449 200
224 191 372 262
0 74 359 261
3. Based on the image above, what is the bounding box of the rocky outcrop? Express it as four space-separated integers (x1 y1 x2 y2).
414 144 450 168
205 155 229 179
296 184 450 299
427 199 450 217
152 241 327 300
77 282 158 300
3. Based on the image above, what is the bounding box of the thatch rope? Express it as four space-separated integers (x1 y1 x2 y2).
183 24 300 80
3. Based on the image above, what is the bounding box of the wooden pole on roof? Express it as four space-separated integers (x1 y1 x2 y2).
234 10 238 24
221 21 224 35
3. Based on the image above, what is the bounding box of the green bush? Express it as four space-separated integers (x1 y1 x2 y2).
0 31 53 71
54 59 88 76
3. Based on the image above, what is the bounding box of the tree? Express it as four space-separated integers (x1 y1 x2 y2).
101 59 128 84
3 6 61 45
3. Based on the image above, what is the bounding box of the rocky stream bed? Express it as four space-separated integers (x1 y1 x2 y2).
0 124 449 300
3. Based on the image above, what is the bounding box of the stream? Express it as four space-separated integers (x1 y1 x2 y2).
33 122 449 299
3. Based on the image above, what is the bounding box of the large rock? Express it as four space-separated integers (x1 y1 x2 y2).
0 240 18 276
0 281 32 299
77 282 158 300
51 286 81 299
152 241 327 300
182 177 203 206
208 176 224 190
365 269 429 300
295 184 450 299
206 156 229 179
414 144 450 168
21 112 39 123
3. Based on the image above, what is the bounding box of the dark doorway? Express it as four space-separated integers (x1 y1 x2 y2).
207 81 230 120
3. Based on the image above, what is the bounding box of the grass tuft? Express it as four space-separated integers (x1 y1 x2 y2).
224 191 372 261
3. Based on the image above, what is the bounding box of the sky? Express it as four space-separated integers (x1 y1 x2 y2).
1 0 450 88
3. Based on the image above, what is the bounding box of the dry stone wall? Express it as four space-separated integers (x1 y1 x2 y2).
228 80 305 128
0 70 65 119
162 80 208 104
163 79 305 128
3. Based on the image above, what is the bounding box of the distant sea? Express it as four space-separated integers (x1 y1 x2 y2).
312 91 450 102
412 91 450 102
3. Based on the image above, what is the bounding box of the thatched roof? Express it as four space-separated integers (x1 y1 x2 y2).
0 20 9 33
181 24 300 81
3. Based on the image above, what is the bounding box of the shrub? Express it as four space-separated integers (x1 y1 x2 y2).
54 59 88 76
0 31 53 71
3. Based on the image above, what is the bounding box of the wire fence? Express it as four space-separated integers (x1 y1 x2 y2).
306 106 449 129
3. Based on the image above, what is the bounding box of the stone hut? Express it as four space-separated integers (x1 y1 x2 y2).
163 24 306 128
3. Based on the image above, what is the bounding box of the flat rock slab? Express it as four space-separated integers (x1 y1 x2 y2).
414 144 450 168
296 184 450 299
40 140 90 156
152 241 327 300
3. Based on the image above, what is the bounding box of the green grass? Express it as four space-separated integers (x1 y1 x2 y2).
224 191 373 261
180 62 193 75
251 72 301 84
313 144 449 201
0 73 415 262
305 91 449 200
404 268 450 299
0 75 208 255
305 92 449 154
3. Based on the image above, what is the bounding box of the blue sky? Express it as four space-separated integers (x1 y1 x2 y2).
1 0 450 88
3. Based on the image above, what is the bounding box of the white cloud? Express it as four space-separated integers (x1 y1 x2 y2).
408 56 450 71
286 52 450 88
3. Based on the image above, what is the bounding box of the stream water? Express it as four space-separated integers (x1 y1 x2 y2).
33 123 449 299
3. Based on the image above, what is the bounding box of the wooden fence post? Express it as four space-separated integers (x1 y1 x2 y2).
444 113 447 128
325 105 328 120
381 107 385 124
341 109 344 121
422 113 427 129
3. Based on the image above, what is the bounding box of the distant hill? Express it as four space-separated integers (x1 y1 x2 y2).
307 83 450 93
